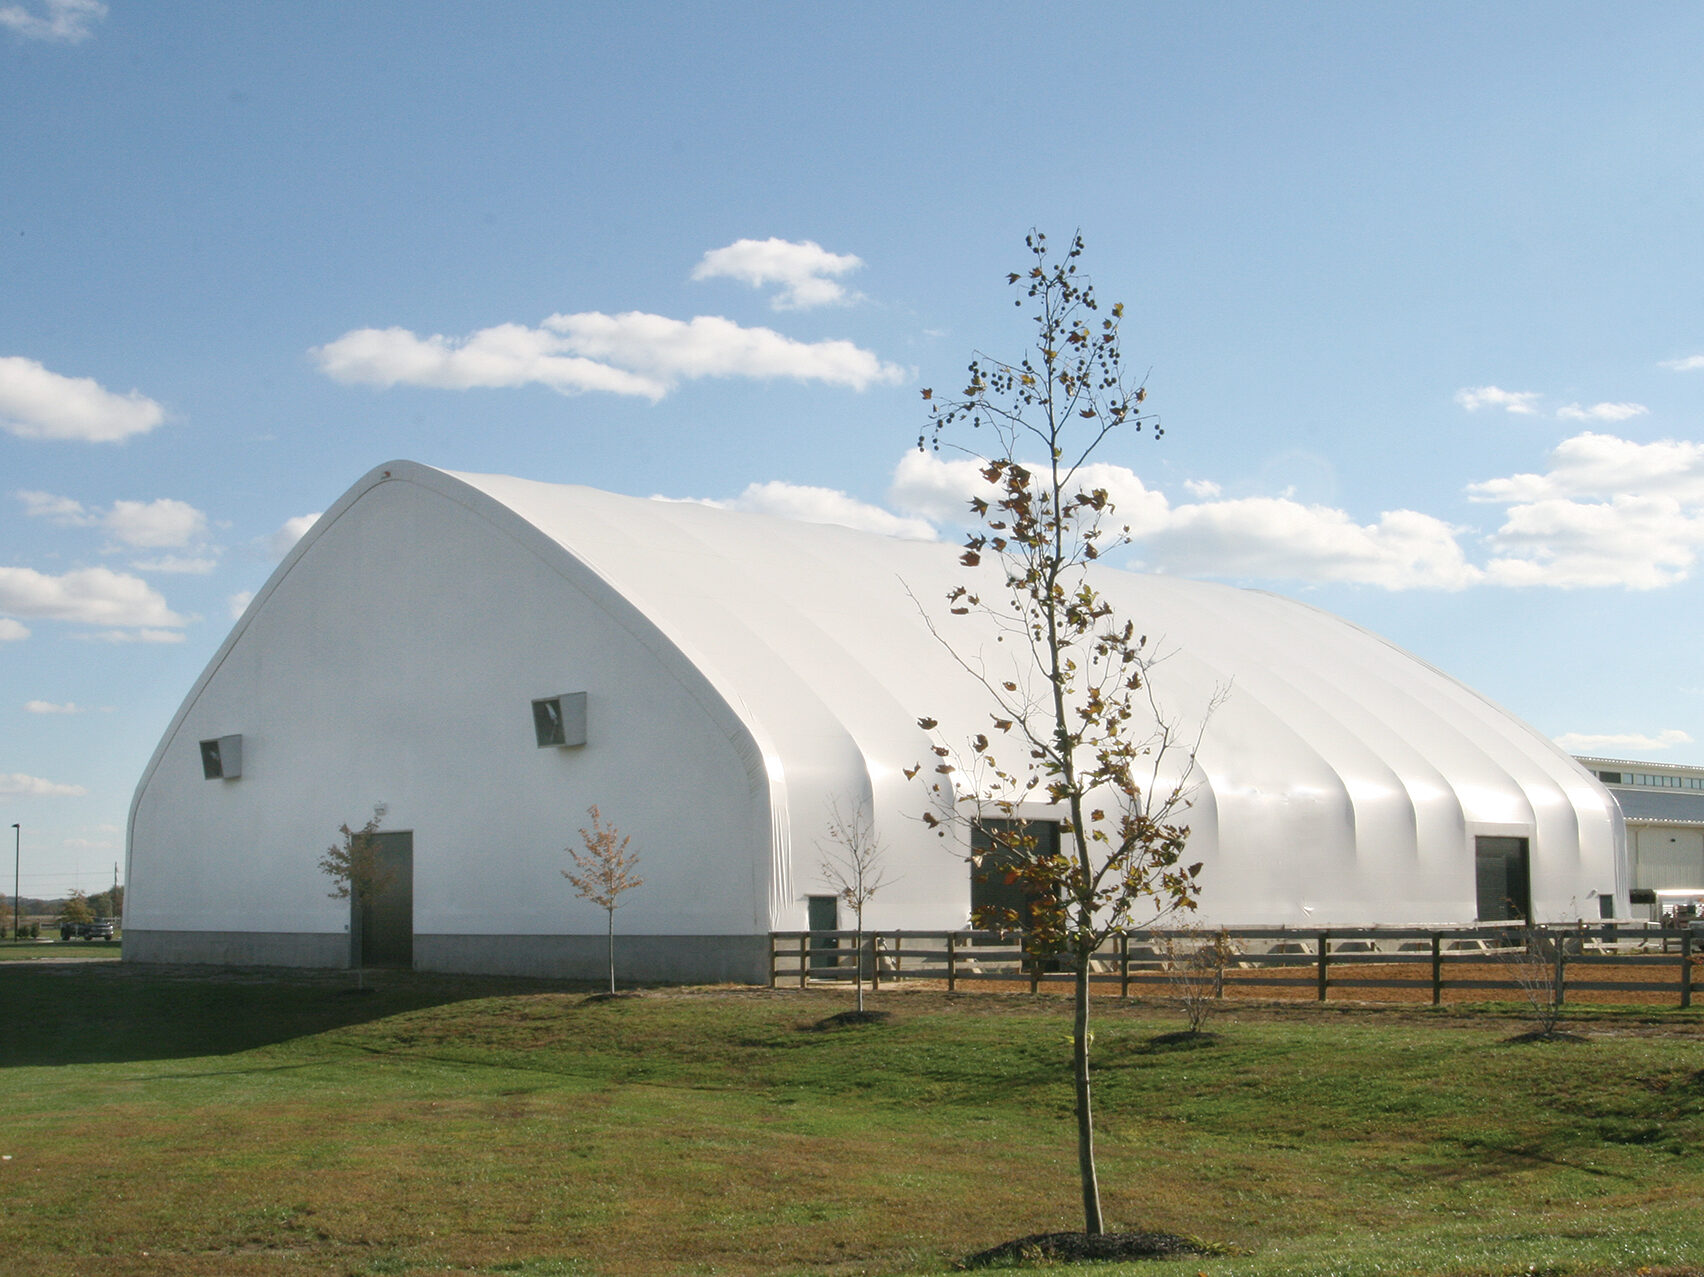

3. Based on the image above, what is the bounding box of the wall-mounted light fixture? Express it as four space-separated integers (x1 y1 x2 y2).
532 693 587 748
199 735 243 779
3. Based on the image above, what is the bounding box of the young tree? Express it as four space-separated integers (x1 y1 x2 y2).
59 890 94 926
817 796 891 1014
1164 925 1234 1036
564 806 644 995
915 231 1214 1237
318 804 391 990
1504 924 1570 1039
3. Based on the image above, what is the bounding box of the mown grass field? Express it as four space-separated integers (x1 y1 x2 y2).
4 959 1704 1277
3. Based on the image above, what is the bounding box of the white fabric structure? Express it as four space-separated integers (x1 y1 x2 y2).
125 461 1627 980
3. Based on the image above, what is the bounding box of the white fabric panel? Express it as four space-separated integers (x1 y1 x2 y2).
129 460 1629 941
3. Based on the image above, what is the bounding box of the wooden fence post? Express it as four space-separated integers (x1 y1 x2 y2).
1119 932 1130 1000
798 934 808 990
1431 933 1442 1007
768 933 776 988
946 931 957 992
871 935 882 992
1553 931 1566 1008
1317 932 1329 1002
1682 931 1693 1010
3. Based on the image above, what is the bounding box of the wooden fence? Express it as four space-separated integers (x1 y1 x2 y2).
769 924 1701 1009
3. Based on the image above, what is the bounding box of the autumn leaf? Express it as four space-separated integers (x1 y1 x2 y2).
917 716 938 730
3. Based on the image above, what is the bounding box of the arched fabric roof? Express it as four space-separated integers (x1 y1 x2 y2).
434 462 1623 927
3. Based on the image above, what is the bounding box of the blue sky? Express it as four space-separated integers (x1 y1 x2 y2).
5 2 1704 899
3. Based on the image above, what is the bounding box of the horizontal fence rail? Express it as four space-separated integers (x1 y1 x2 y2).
769 924 1702 1009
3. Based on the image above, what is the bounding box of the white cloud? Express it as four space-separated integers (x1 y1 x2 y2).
1455 385 1542 415
104 498 208 549
0 772 87 797
18 491 209 551
0 0 105 42
17 490 91 523
311 324 667 399
542 312 903 390
1554 729 1693 753
888 450 1172 539
1556 402 1648 423
24 699 82 713
888 450 1473 589
312 311 903 400
0 618 28 641
1468 432 1704 588
85 627 186 644
888 450 997 526
716 424 1704 594
20 491 217 576
130 554 219 575
227 590 254 619
692 238 864 310
0 356 164 442
679 481 938 541
267 513 321 559
1660 355 1704 372
1148 499 1483 590
1467 433 1704 506
1451 383 1547 414
0 565 189 629
1481 494 1704 589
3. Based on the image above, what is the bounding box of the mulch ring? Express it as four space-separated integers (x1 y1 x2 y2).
962 1230 1219 1269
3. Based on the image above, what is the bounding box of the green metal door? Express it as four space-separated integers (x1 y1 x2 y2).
807 894 838 970
355 831 414 969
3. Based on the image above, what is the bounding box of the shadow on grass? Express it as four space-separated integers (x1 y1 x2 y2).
0 961 594 1068
1131 1029 1222 1053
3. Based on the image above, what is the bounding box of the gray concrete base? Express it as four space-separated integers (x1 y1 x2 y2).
122 929 770 985
123 929 350 968
413 933 770 985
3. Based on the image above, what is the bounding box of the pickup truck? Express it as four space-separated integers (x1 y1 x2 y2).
60 917 117 941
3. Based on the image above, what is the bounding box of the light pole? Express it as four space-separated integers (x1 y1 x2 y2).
10 824 18 943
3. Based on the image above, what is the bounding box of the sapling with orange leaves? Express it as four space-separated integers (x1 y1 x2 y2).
913 231 1219 1237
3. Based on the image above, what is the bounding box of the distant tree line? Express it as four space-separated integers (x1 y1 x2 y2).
2 886 123 940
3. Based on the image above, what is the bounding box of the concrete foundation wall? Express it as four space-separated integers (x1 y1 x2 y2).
413 933 770 984
123 930 771 985
123 929 349 968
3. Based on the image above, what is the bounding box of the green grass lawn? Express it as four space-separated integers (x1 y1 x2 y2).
3 963 1704 1277
1 938 122 962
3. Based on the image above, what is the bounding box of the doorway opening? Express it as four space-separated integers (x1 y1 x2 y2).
353 830 414 969
1475 835 1531 923
807 894 839 971
970 820 1059 943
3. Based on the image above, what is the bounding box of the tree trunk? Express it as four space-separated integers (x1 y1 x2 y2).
606 907 616 995
1074 951 1104 1235
855 924 865 1013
